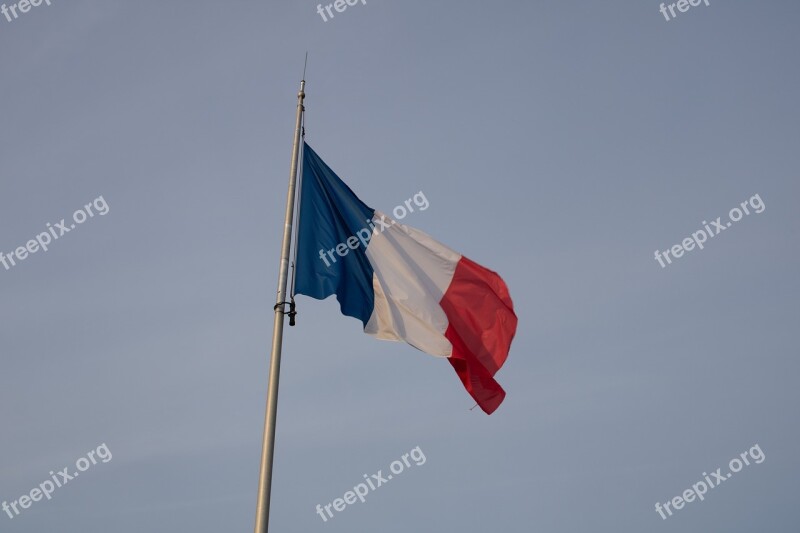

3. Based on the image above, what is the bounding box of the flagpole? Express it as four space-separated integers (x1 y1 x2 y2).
254 78 305 533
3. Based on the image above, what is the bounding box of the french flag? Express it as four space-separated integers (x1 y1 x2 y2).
294 143 518 414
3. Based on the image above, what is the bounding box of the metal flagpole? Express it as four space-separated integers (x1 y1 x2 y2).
254 77 305 533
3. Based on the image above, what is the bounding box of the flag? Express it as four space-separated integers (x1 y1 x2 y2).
294 143 518 414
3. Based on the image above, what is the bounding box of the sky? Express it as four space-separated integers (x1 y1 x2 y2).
1 1 799 532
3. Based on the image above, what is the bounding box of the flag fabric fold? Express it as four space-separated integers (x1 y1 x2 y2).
294 143 518 414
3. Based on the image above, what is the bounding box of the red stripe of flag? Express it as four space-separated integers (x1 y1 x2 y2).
440 256 518 414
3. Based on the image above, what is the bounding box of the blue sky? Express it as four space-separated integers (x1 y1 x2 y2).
1 1 798 532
